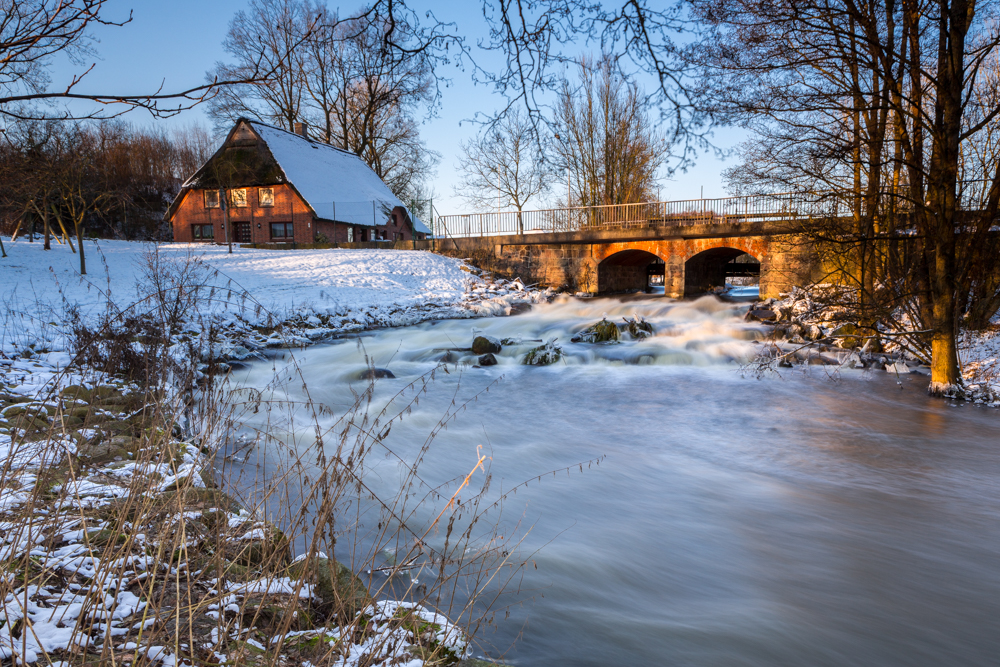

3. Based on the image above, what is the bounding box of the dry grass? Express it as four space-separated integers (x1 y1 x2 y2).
0 248 554 666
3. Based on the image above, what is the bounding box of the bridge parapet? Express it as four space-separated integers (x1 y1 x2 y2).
434 193 847 239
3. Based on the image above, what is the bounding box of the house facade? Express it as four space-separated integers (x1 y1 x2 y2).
165 119 429 245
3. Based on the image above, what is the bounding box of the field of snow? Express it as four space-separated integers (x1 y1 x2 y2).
0 238 546 358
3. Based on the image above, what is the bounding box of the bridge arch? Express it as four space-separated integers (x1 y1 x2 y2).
597 249 666 294
684 246 760 296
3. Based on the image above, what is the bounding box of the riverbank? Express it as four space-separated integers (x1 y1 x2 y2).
1 239 552 362
0 364 474 665
0 239 541 665
744 284 1000 406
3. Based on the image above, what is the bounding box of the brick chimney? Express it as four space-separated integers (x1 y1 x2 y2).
293 121 308 138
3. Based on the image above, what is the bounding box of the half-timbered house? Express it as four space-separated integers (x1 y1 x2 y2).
165 119 429 245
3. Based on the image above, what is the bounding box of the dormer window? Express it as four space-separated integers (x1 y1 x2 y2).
204 190 220 208
259 188 274 207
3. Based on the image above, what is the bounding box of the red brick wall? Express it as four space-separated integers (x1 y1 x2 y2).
170 186 427 244
170 184 315 244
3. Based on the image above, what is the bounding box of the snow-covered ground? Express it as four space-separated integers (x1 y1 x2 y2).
0 238 527 666
0 238 549 359
752 283 1000 404
961 324 1000 399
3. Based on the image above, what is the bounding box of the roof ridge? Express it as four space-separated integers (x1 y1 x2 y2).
244 118 358 158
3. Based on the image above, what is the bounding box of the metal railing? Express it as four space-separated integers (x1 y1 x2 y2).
433 192 845 239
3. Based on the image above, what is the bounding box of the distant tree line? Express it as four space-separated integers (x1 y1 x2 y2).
0 122 214 247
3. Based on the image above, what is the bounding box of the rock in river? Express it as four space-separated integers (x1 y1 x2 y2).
523 339 563 365
356 368 395 380
571 318 620 343
478 353 498 366
472 335 502 354
746 308 777 322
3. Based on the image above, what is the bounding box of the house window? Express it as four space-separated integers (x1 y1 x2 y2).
347 227 354 242
230 188 248 207
270 222 294 240
192 224 214 240
369 229 376 241
204 190 220 208
258 188 274 207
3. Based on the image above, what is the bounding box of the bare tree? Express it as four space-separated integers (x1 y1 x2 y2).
555 55 664 207
206 0 313 133
468 1 709 172
455 109 550 228
208 0 443 201
47 124 116 275
0 0 280 122
321 13 439 199
2 120 209 245
695 0 1000 395
171 123 216 182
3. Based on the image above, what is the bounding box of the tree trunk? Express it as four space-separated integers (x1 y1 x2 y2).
76 219 86 275
221 188 232 254
51 207 76 253
43 203 51 250
925 0 970 396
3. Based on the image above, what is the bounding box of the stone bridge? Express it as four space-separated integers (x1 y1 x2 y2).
428 197 829 298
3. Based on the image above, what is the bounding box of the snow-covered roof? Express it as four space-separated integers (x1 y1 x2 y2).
249 122 431 234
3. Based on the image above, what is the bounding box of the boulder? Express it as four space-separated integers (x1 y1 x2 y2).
624 316 654 338
885 361 911 375
61 385 92 403
831 323 861 348
807 354 839 366
356 368 395 380
69 406 92 420
746 308 777 322
78 442 128 465
287 557 372 619
571 318 620 343
471 335 502 355
91 386 119 400
228 523 290 567
804 324 823 340
108 435 139 452
522 340 563 366
478 353 498 366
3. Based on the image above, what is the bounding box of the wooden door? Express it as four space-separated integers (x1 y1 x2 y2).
234 222 251 243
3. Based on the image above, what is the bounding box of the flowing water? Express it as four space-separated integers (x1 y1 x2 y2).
233 295 1000 666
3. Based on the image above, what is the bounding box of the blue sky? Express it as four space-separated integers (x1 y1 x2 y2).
48 0 742 213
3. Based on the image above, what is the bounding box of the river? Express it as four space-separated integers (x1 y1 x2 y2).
231 295 1000 666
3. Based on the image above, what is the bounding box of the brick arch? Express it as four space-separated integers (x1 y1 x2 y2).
589 237 771 297
591 237 768 264
684 246 761 295
677 238 768 263
595 248 665 294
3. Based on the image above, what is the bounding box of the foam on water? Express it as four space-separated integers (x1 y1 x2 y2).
232 294 1000 667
